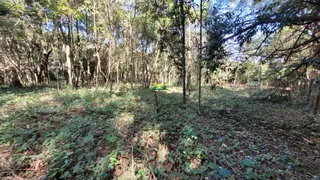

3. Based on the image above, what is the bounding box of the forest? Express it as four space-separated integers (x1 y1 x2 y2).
1 0 320 179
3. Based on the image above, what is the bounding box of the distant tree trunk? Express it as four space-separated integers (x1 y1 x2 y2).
163 52 167 85
125 41 130 83
65 44 74 89
106 38 114 86
11 68 23 87
76 19 83 87
38 49 52 84
93 0 100 88
313 85 320 115
186 18 192 95
234 67 238 86
142 40 149 88
116 61 120 84
152 44 160 85
164 52 169 86
259 62 262 88
95 52 101 88
198 0 203 110
146 62 150 87
308 78 314 103
129 0 136 90
59 16 75 89
180 0 186 104
85 13 91 87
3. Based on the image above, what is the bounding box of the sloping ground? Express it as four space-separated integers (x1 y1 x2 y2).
0 85 319 179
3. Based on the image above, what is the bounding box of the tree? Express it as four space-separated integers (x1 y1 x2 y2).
198 0 203 111
180 0 186 104
205 0 320 69
203 0 320 112
0 0 203 92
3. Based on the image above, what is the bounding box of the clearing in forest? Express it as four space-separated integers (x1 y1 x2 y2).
0 85 319 179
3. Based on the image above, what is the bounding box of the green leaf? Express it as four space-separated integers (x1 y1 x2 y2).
168 156 174 163
294 159 301 166
219 168 231 177
60 171 71 178
246 168 259 179
240 158 255 168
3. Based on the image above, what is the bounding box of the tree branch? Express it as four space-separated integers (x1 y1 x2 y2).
284 25 309 63
225 15 320 42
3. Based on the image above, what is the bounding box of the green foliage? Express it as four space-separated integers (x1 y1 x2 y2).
0 85 318 179
0 1 10 16
44 117 102 178
240 158 255 168
208 163 232 179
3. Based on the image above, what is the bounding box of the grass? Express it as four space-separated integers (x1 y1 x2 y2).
0 84 319 179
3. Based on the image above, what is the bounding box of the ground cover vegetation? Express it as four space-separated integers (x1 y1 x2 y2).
1 85 319 179
1 0 320 179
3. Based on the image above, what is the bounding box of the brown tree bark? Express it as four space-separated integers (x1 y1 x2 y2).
312 86 320 115
38 49 52 84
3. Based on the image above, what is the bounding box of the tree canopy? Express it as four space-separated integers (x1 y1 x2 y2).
204 0 320 72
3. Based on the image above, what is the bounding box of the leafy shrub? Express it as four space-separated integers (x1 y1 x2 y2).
44 117 120 179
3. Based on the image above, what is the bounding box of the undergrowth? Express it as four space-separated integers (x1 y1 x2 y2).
0 85 319 179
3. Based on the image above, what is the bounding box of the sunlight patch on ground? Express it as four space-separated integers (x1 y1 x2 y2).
139 129 160 149
116 112 135 137
165 86 183 94
0 145 11 176
157 144 169 163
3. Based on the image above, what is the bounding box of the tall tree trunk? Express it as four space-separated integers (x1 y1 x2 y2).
65 44 74 89
259 62 262 88
198 0 203 110
106 43 111 86
76 19 83 87
60 16 75 89
38 50 52 84
152 47 161 85
95 52 101 88
180 0 186 104
313 84 320 115
307 78 314 103
85 13 91 86
93 0 100 88
187 19 192 95
142 40 148 88
129 0 136 90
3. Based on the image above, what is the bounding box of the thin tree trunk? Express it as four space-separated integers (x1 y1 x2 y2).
308 78 314 101
187 19 192 95
259 62 262 88
152 45 161 85
198 0 203 110
143 40 147 87
65 44 74 89
106 40 112 86
180 0 186 104
234 67 238 86
95 52 101 88
129 0 136 90
313 84 320 115
93 0 100 88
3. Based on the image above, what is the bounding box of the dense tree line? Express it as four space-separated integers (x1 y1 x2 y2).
0 0 204 94
1 0 320 109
